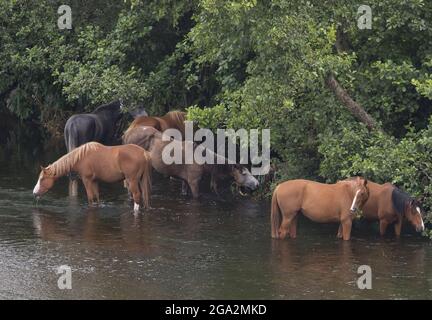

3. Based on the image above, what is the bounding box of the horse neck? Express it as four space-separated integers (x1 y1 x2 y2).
203 150 234 176
95 109 121 124
341 180 358 197
93 103 121 123
366 181 381 194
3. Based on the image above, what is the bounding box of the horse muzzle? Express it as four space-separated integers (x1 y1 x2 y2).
416 223 425 233
244 179 259 191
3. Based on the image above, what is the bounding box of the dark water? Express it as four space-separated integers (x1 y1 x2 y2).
0 157 431 299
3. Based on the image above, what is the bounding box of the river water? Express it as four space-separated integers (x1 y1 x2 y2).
0 153 431 299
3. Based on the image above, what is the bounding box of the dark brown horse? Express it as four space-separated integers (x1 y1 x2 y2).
271 177 369 240
340 181 425 237
33 142 152 211
122 126 259 198
125 110 187 139
64 100 147 196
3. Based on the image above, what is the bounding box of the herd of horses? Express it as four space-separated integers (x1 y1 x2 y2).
33 100 426 241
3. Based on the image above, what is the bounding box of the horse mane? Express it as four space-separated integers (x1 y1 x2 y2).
93 100 121 114
47 142 101 176
391 187 415 216
163 111 186 130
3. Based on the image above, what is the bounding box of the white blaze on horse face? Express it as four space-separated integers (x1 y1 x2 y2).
33 178 41 195
417 207 425 231
350 190 360 212
134 203 140 212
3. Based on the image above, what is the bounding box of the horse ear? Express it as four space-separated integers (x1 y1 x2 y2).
363 179 368 186
40 165 45 171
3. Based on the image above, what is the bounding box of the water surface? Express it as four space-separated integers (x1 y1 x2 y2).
0 157 431 299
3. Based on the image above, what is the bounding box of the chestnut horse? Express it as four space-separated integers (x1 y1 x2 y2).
64 100 147 196
125 110 186 139
271 177 369 240
33 142 152 211
339 181 425 237
122 126 259 198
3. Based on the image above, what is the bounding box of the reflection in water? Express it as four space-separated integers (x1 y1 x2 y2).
0 159 431 299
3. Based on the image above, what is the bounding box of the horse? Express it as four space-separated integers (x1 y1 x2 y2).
64 100 147 196
341 181 425 237
122 126 259 198
33 142 152 211
124 110 187 139
271 177 369 240
124 110 199 193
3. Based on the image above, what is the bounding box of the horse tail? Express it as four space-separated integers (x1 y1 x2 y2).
271 186 282 239
139 151 152 209
68 133 77 153
64 119 77 153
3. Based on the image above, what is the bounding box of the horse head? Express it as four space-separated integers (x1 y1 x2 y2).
119 99 148 119
349 177 369 213
33 166 57 197
405 199 425 233
231 164 259 194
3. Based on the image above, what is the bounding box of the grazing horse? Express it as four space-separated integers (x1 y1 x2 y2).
271 177 369 240
122 126 259 198
125 110 187 139
64 100 147 196
33 142 152 211
341 181 425 237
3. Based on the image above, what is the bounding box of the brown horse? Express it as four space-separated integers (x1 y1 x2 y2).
271 177 369 240
339 181 425 237
122 126 259 198
125 110 186 139
33 142 152 211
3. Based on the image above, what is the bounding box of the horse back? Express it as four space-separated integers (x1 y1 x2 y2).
64 114 106 151
274 179 312 212
129 116 162 131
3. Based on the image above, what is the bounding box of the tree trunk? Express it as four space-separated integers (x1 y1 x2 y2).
325 73 379 131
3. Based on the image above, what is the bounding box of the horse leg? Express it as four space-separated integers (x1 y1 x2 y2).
279 211 298 239
123 179 133 200
394 219 402 237
341 218 352 240
127 178 141 212
181 180 189 196
92 181 100 204
379 220 388 236
82 177 95 205
188 179 200 199
69 177 78 197
337 224 343 238
210 174 220 197
288 214 298 239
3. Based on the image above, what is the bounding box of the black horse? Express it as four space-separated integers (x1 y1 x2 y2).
64 100 147 195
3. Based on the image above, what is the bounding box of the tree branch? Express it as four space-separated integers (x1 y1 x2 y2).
325 73 380 131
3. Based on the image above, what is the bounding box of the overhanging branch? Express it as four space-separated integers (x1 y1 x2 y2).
325 73 380 131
